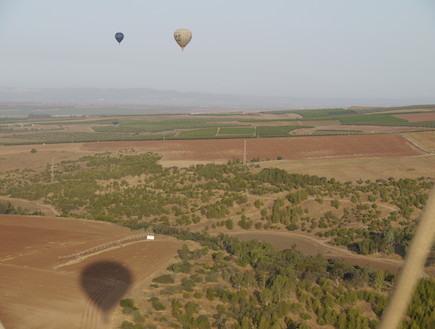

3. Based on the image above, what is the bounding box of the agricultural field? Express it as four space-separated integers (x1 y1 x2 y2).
256 125 312 137
177 128 218 139
0 131 431 177
311 130 363 135
265 108 356 117
0 215 183 329
393 112 435 122
403 131 435 153
217 126 255 136
261 154 435 182
81 134 425 166
2 104 435 145
337 114 409 126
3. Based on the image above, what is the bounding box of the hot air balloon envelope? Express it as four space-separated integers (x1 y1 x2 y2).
115 32 124 44
174 29 192 50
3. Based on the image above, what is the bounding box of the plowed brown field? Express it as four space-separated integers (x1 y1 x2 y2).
0 215 182 329
0 134 425 172
394 112 435 122
82 134 423 162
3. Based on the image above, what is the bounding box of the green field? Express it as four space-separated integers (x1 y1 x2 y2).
177 128 218 138
218 127 255 135
337 114 409 125
264 108 356 118
352 104 435 114
263 105 435 118
0 131 171 145
92 125 155 133
409 120 435 128
120 119 212 129
91 118 234 133
297 108 356 118
256 125 313 137
0 118 32 124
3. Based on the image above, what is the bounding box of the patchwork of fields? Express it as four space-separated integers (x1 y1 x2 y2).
1 105 435 328
2 106 435 145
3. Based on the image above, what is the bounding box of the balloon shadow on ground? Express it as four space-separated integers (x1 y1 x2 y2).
80 261 133 321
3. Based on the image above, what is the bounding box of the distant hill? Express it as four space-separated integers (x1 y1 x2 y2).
1 87 434 110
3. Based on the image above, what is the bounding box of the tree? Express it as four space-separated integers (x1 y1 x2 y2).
260 288 273 306
185 301 199 317
338 312 347 329
179 245 190 262
197 315 211 329
270 275 293 301
373 270 385 290
240 317 251 329
331 199 340 209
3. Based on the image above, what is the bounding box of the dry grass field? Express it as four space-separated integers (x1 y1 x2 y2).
0 215 182 329
404 131 435 152
259 155 434 182
0 143 92 171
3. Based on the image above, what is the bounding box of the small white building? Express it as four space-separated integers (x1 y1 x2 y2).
146 235 155 240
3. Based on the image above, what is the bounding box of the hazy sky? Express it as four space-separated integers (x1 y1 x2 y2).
1 0 435 99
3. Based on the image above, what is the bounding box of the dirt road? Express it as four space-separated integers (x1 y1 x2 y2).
229 230 410 274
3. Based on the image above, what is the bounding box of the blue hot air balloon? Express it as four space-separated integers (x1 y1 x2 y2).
115 32 124 44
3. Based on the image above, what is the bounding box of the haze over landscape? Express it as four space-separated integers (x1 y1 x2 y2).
3 87 435 116
1 2 435 329
1 0 435 108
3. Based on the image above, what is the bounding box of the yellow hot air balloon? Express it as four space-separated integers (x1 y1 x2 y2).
174 29 192 51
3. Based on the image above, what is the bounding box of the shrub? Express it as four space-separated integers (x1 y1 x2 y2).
152 274 175 284
120 321 134 329
194 291 203 299
150 297 166 311
181 278 196 291
132 310 145 324
286 223 299 231
120 299 138 314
